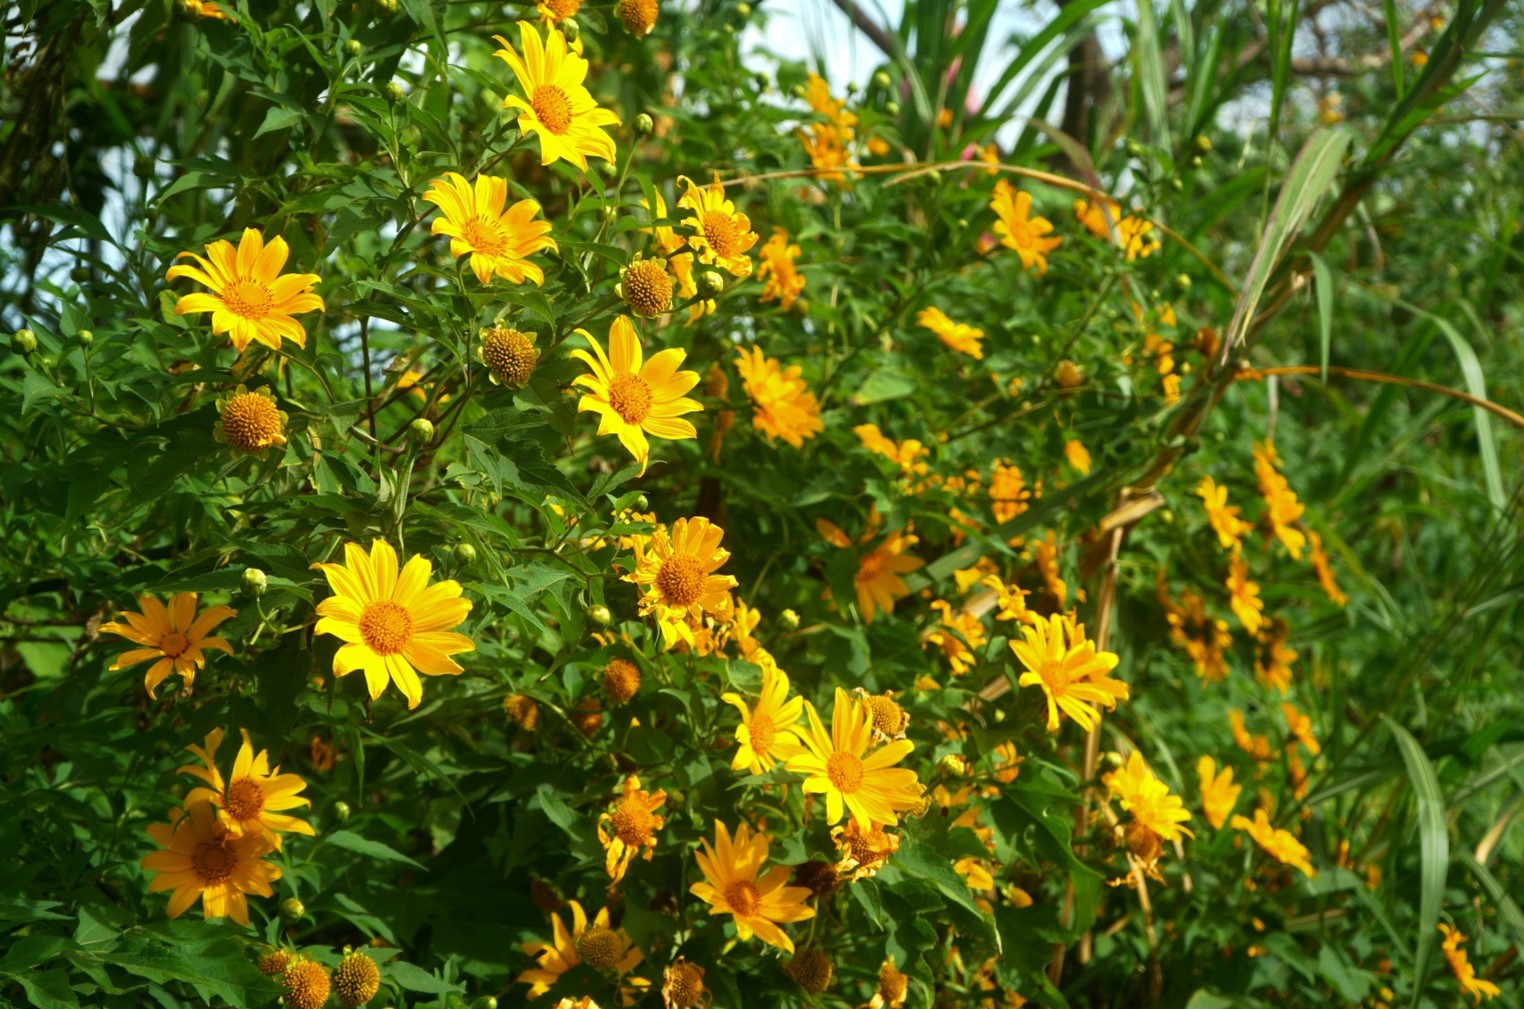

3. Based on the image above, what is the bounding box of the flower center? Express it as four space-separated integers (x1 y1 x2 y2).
655 554 707 607
359 600 412 656
1037 660 1069 697
459 215 507 257
159 631 190 658
826 752 865 793
609 800 656 845
747 712 775 755
544 0 580 19
221 393 283 452
222 279 274 320
225 777 265 821
575 926 625 969
723 879 760 916
855 550 885 584
1007 221 1035 247
190 839 237 883
607 373 654 425
531 84 574 134
700 210 741 258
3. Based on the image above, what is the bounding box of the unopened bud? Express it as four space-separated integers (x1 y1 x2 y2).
11 329 38 355
470 999 499 1009
938 754 968 778
873 71 891 90
454 543 477 565
1176 273 1192 290
70 265 92 283
409 418 434 445
703 271 725 293
332 800 351 822
633 494 649 510
344 38 362 58
383 81 405 103
885 101 900 115
76 329 94 346
1125 139 1146 159
1192 134 1212 155
735 2 752 16
376 0 398 12
587 604 612 628
560 17 579 41
241 568 268 598
778 608 800 631
1169 177 1184 192
634 113 654 135
279 898 306 922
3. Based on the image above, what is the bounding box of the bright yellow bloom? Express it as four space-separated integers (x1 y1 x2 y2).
798 122 857 184
832 819 901 880
1231 809 1316 878
982 576 1035 627
1196 476 1251 551
166 228 324 352
925 599 986 675
855 530 924 623
643 191 708 322
988 461 1032 524
1281 702 1321 755
179 729 314 849
1226 552 1264 634
787 687 923 828
690 820 816 952
616 0 659 36
493 22 619 170
721 661 806 774
853 424 929 478
994 740 1024 782
422 172 556 286
185 1 233 18
917 306 984 360
1307 528 1348 606
597 775 667 885
517 900 644 997
1105 750 1194 841
312 539 475 710
627 516 739 650
536 0 580 24
1229 709 1275 762
215 385 287 456
757 229 805 311
1011 613 1129 732
100 592 235 698
1064 438 1092 474
140 801 280 926
734 346 824 448
571 316 701 475
802 72 857 133
677 173 758 277
1439 923 1502 1004
1196 756 1241 829
1253 440 1307 559
990 180 1061 275
1117 216 1161 260
1073 197 1122 237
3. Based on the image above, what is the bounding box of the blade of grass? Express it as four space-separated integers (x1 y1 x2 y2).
1308 251 1335 384
1382 0 1406 99
1385 719 1449 1009
1134 0 1170 151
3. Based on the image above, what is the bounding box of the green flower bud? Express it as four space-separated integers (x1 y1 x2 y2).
376 0 398 12
36 355 56 371
702 271 725 293
736 2 752 16
471 998 499 1009
333 801 351 822
76 329 93 346
587 604 612 628
873 70 892 90
344 38 362 57
633 494 649 510
1125 139 1145 159
634 113 654 135
1192 134 1212 155
1176 273 1192 290
132 156 154 179
383 81 405 103
778 608 800 631
454 543 477 565
885 100 900 115
408 418 435 446
561 18 580 42
1169 177 1184 192
11 329 37 355
70 265 92 283
279 897 306 922
1189 155 1203 169
242 568 268 598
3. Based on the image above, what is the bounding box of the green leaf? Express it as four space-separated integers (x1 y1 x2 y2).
850 367 917 406
321 828 426 870
1458 851 1524 951
1385 719 1448 1007
1309 250 1335 383
253 106 305 139
387 961 464 995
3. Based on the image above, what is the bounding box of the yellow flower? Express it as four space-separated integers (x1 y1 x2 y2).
1281 702 1321 755
1229 709 1275 762
757 229 805 311
1231 808 1316 878
787 687 923 828
493 22 619 170
690 820 816 952
798 123 858 184
165 228 324 353
1439 923 1502 1004
478 325 541 387
178 729 314 849
423 172 556 286
311 539 475 710
661 958 707 1009
1196 756 1241 829
1317 92 1345 125
854 529 924 623
642 191 709 321
1307 528 1348 606
981 575 1035 626
1105 750 1193 843
988 461 1031 524
1196 476 1251 551
620 255 675 317
1034 531 1068 602
215 385 287 456
333 950 381 1008
916 306 984 360
721 660 806 774
536 0 579 24
1073 197 1122 238
1256 621 1298 694
802 72 857 133
1011 613 1129 732
994 741 1024 783
616 0 659 36
734 346 824 447
283 959 331 1009
832 819 901 880
990 180 1061 275
1226 552 1264 635
677 173 758 278
1064 439 1092 474
571 316 701 475
185 1 233 18
853 424 928 478
1253 440 1307 559
1117 216 1161 260
518 900 644 997
925 599 986 675
140 801 280 926
100 592 236 698
597 775 667 885
627 516 739 650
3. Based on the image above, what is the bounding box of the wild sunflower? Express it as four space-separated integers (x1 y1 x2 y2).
422 172 557 286
1196 756 1241 830
1195 476 1250 551
517 900 644 997
178 728 314 849
597 775 667 885
571 316 702 476
493 21 620 170
757 229 805 311
854 530 923 623
642 191 709 322
1252 440 1307 559
1231 808 1316 878
166 228 324 352
1439 923 1503 1004
689 820 816 952
626 516 738 650
989 180 1062 275
1225 552 1264 635
677 174 758 278
721 661 805 774
734 346 823 448
140 801 281 926
916 306 984 360
786 688 923 828
831 819 901 880
924 599 987 675
311 539 475 710
100 592 236 698
1103 750 1194 843
1011 613 1129 732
